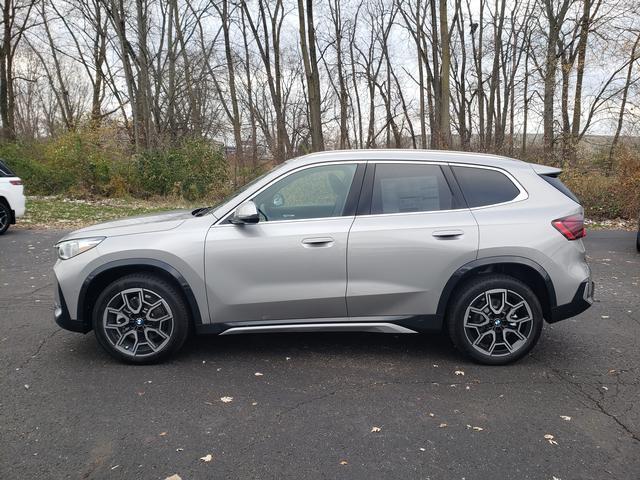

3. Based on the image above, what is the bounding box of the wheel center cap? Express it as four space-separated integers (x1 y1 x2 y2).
494 319 502 327
135 318 145 327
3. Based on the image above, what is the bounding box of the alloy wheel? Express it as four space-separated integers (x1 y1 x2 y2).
463 288 533 357
102 287 174 358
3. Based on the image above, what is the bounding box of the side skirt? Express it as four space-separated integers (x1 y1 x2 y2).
194 315 442 335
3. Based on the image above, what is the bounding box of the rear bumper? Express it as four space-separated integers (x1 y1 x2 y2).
54 284 91 333
548 280 594 323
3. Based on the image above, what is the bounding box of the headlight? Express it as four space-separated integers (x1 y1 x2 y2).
56 237 104 260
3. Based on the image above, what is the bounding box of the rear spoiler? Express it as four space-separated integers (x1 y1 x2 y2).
530 164 562 177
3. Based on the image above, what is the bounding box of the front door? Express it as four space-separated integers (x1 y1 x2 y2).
205 163 362 324
347 162 479 318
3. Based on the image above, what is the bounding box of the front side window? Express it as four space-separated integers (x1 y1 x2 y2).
252 164 357 222
371 163 454 214
452 166 521 208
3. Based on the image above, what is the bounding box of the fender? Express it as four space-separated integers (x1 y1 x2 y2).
77 258 204 328
436 255 557 319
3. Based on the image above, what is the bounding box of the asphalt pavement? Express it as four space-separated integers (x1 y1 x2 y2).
0 228 639 480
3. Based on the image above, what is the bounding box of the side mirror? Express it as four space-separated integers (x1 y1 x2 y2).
231 201 259 224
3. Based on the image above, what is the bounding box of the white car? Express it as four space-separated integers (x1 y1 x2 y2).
0 159 25 234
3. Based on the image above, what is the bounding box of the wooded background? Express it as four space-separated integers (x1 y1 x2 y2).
0 0 639 217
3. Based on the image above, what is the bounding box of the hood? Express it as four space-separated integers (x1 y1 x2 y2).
58 210 192 241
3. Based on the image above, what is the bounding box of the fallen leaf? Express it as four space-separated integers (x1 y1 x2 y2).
601 315 609 319
439 423 447 428
473 426 484 431
159 431 168 436
371 426 381 433
602 386 609 391
339 460 348 465
428 413 435 417
254 372 263 376
176 448 184 452
204 401 214 406
544 434 558 445
419 447 426 452
136 391 145 396
454 370 465 376
165 475 182 480
560 415 571 421
200 454 213 462
145 380 152 384
24 384 29 390
286 357 291 361
220 396 233 403
110 465 120 470
251 402 258 406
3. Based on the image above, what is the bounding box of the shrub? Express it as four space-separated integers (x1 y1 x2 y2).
132 138 228 201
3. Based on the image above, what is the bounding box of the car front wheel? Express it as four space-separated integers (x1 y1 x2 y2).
93 273 190 364
446 274 544 365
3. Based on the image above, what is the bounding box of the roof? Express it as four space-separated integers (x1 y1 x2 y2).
288 149 529 171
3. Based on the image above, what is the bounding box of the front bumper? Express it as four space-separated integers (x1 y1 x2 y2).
54 284 91 333
548 280 594 323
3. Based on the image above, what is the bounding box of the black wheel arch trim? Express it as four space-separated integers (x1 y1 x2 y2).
77 258 204 329
436 256 557 321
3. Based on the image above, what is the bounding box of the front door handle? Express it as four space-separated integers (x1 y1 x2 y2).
302 237 335 248
432 229 464 239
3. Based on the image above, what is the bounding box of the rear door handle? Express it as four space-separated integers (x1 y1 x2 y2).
302 237 335 248
432 229 464 239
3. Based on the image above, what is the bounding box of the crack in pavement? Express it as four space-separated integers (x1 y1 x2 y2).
550 367 640 443
17 329 60 370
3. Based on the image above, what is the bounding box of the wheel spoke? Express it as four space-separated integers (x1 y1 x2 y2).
122 289 144 314
466 307 491 327
486 289 507 315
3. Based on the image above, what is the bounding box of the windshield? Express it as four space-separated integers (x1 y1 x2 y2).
193 165 279 216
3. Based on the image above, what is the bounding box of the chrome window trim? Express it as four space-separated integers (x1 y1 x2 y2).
214 160 364 226
214 158 528 225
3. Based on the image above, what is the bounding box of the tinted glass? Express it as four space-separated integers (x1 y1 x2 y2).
452 166 520 208
540 175 580 204
253 164 357 221
371 164 454 214
0 160 14 177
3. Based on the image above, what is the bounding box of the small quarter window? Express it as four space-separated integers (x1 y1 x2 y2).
371 164 454 214
452 166 520 208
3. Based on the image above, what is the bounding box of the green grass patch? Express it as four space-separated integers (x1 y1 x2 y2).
18 196 199 230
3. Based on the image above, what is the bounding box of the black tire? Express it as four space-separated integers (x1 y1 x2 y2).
0 201 10 235
93 273 190 364
636 230 640 253
446 274 544 365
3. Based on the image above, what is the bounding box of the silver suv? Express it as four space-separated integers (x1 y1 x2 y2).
53 150 593 365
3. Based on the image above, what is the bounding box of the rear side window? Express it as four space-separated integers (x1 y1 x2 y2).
371 164 454 214
540 175 580 204
0 160 14 177
452 166 520 208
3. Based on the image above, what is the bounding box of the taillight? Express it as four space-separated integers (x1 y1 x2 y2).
9 179 22 186
552 214 585 240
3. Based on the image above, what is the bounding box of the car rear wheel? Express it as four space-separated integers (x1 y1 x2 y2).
0 201 10 235
446 274 543 365
93 274 190 364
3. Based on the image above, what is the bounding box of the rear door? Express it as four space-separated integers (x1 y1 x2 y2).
346 161 479 319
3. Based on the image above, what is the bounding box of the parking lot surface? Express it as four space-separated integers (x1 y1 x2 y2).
1 228 639 479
